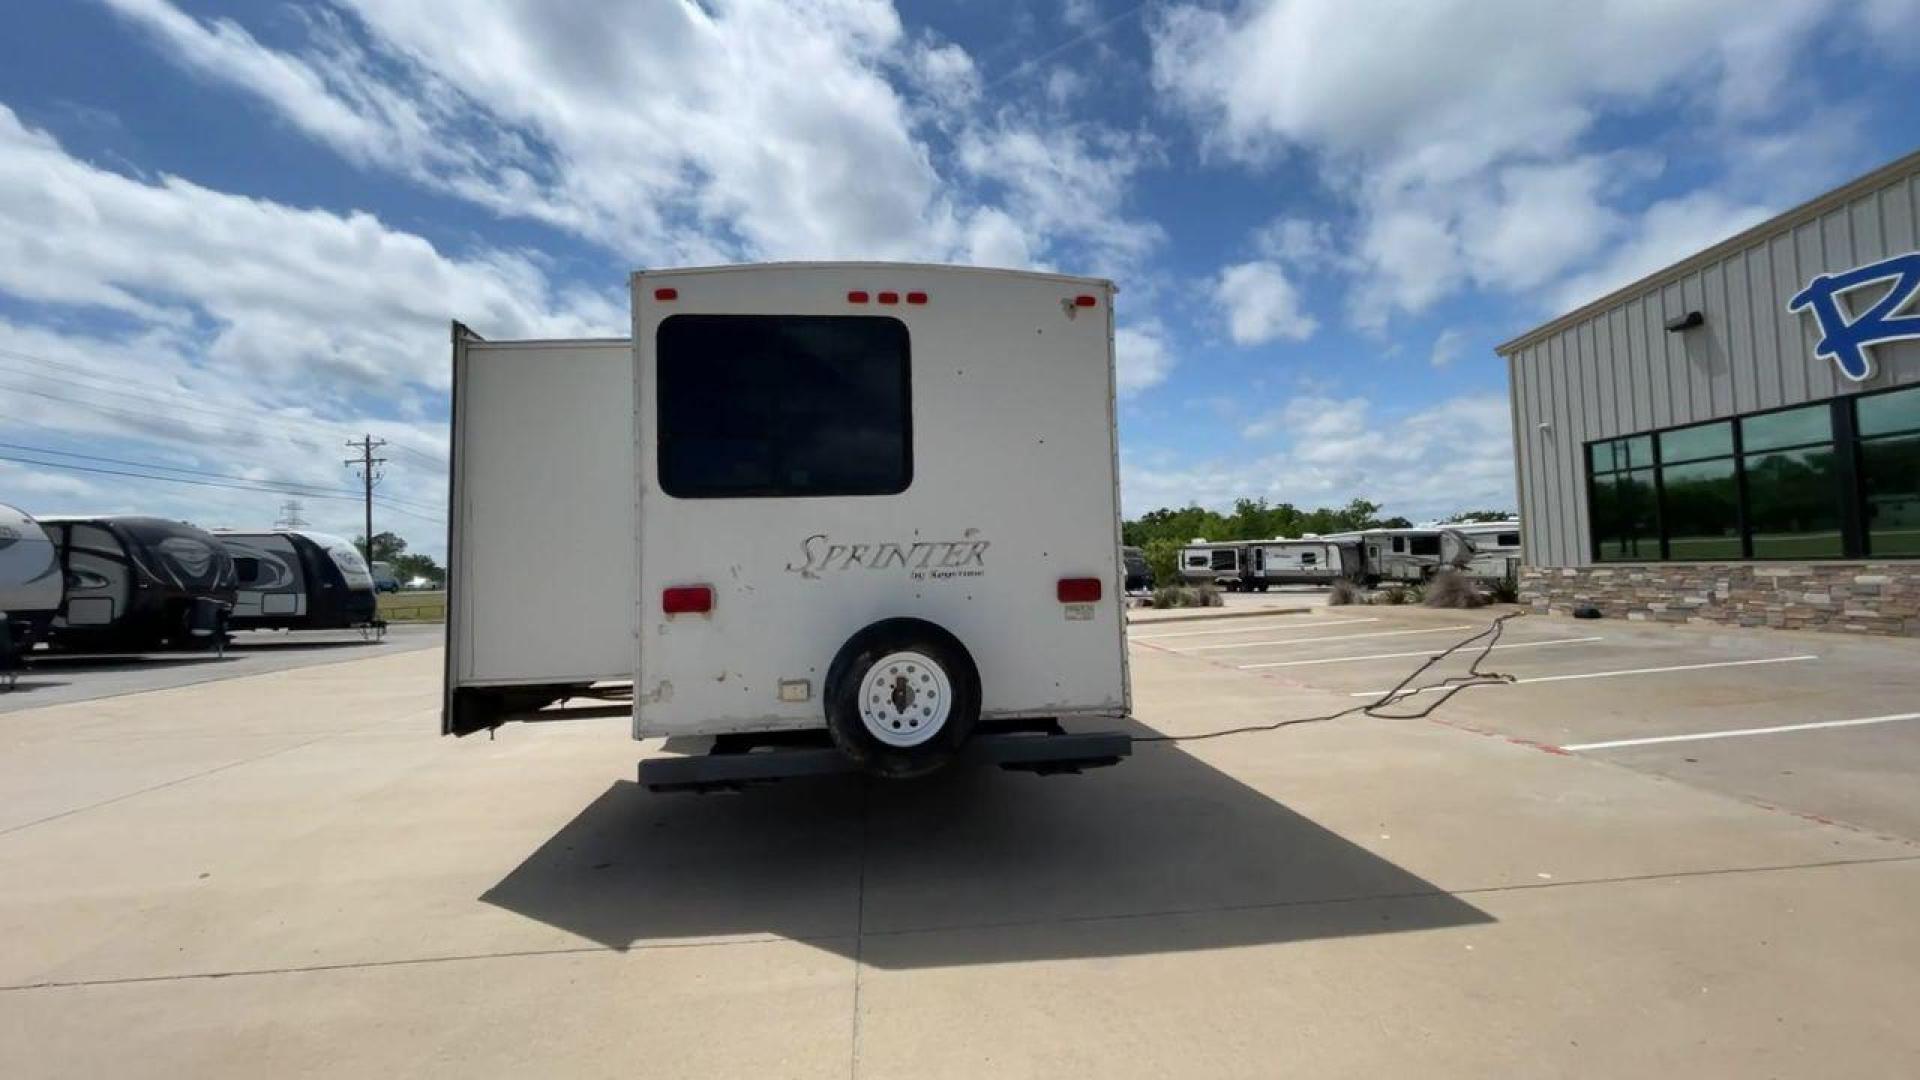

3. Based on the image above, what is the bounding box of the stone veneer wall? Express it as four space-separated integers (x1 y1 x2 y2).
1518 562 1920 637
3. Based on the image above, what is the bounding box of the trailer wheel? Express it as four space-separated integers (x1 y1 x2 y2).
825 619 980 779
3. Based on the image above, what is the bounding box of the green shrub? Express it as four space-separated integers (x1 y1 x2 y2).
1328 579 1363 606
1375 586 1408 606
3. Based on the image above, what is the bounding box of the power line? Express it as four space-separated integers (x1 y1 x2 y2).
0 439 444 514
0 450 444 524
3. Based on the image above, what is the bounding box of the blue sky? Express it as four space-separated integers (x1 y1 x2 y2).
2 0 1918 559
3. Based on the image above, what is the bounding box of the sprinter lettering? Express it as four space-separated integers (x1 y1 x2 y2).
785 532 990 579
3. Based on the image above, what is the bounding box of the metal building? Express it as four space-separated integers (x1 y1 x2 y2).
1497 150 1920 635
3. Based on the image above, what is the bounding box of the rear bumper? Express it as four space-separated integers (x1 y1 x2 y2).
638 721 1132 792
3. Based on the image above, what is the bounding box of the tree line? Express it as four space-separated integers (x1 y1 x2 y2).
1123 499 1512 583
355 531 445 588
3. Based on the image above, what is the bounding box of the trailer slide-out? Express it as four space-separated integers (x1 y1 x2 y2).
445 263 1133 789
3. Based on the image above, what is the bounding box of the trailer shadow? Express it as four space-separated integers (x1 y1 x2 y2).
24 653 234 674
480 724 1491 968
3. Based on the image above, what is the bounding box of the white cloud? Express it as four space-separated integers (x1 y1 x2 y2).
955 119 1164 276
1429 328 1466 369
1240 394 1365 440
910 40 981 110
1115 320 1176 397
1255 216 1340 267
1063 0 1101 31
1548 191 1771 313
1216 261 1316 346
0 107 618 393
96 0 1165 284
1151 0 1874 326
1126 393 1514 519
0 107 636 557
98 0 945 262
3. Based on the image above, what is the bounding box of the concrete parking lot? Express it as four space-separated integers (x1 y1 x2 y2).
2 609 1918 1076
0 625 443 714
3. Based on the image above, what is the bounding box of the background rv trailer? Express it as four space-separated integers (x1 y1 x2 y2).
1178 541 1246 588
446 263 1133 785
214 530 381 633
1 503 63 676
37 516 235 651
1246 539 1363 588
1327 525 1521 585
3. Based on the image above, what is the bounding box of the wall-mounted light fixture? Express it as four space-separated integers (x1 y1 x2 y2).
1664 310 1704 333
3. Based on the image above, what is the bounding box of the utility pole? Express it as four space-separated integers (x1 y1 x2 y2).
274 498 307 530
344 436 388 561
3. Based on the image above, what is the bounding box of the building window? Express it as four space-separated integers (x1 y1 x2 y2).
1588 436 1658 561
1657 422 1739 559
656 314 911 499
1858 385 1920 557
1583 386 1920 562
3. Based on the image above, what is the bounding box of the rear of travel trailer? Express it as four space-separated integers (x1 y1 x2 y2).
1177 541 1246 589
1246 539 1361 588
1 503 63 674
216 530 380 632
445 263 1132 785
38 516 235 651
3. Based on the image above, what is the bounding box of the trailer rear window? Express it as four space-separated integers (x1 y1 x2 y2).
657 314 911 498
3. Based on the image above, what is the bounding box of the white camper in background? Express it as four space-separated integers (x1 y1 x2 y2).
446 263 1133 788
1177 540 1246 589
1246 539 1362 588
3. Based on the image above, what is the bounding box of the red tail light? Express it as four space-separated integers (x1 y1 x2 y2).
654 287 678 301
1057 577 1102 603
662 585 713 614
906 291 928 305
877 291 900 304
1073 294 1097 308
847 290 870 303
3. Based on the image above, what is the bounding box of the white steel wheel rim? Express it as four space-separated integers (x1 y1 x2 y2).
858 650 953 748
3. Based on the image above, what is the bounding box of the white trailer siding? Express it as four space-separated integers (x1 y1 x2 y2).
448 335 634 689
1250 541 1354 583
631 264 1127 738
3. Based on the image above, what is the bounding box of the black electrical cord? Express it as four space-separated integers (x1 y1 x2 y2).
1134 610 1524 744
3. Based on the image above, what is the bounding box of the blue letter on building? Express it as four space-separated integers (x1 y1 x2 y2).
1789 252 1920 382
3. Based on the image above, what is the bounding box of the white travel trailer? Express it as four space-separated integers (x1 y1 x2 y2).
1 503 63 680
1246 539 1362 587
1177 540 1247 588
446 263 1133 787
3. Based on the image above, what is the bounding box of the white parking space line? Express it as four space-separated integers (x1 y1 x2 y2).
1238 636 1603 670
1348 654 1820 696
1564 712 1920 752
1128 617 1377 640
1179 625 1475 652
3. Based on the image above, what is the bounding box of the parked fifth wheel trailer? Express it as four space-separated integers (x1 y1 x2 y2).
37 516 235 651
214 530 382 633
445 263 1133 788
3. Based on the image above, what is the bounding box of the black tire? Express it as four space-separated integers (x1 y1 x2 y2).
824 619 981 779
